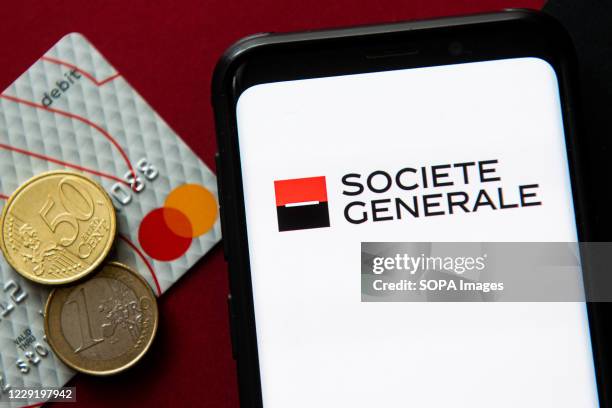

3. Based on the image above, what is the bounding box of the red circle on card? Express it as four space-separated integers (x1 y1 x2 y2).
139 207 192 261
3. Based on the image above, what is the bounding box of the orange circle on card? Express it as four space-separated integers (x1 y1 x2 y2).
164 184 217 238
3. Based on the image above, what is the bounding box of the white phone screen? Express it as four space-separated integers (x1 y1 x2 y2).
235 58 599 407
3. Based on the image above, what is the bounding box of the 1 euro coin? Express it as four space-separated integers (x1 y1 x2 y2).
44 262 158 375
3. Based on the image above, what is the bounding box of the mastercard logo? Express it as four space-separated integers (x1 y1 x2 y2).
139 184 218 261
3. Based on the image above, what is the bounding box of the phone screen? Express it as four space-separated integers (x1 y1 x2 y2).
235 58 599 407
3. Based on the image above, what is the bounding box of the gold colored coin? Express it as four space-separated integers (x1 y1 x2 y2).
44 262 158 376
0 171 116 285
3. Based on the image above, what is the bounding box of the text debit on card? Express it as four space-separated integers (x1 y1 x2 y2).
0 33 221 407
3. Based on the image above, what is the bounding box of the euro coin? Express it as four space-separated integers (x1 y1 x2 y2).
0 171 116 285
44 262 158 376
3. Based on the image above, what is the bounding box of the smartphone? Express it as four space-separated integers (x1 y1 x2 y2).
212 10 608 407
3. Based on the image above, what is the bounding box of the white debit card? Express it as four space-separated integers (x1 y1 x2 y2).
0 33 221 407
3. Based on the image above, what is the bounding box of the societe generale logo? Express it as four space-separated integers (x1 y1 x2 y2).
274 176 330 232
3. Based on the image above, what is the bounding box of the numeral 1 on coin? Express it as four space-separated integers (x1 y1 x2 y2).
66 287 103 353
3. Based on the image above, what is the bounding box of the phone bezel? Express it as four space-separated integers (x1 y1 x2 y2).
212 10 609 407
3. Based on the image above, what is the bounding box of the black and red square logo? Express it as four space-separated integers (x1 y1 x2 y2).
274 176 330 232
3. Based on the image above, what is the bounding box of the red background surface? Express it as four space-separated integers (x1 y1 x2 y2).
0 1 544 407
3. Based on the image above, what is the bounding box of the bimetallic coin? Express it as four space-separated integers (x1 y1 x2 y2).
0 171 116 285
44 262 158 375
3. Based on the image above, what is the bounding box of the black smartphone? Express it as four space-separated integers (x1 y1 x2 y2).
212 10 607 407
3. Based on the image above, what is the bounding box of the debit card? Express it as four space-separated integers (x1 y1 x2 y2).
0 33 221 407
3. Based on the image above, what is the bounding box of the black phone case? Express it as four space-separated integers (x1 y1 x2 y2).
211 10 609 407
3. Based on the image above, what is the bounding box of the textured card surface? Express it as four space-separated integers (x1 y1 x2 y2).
0 33 221 406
